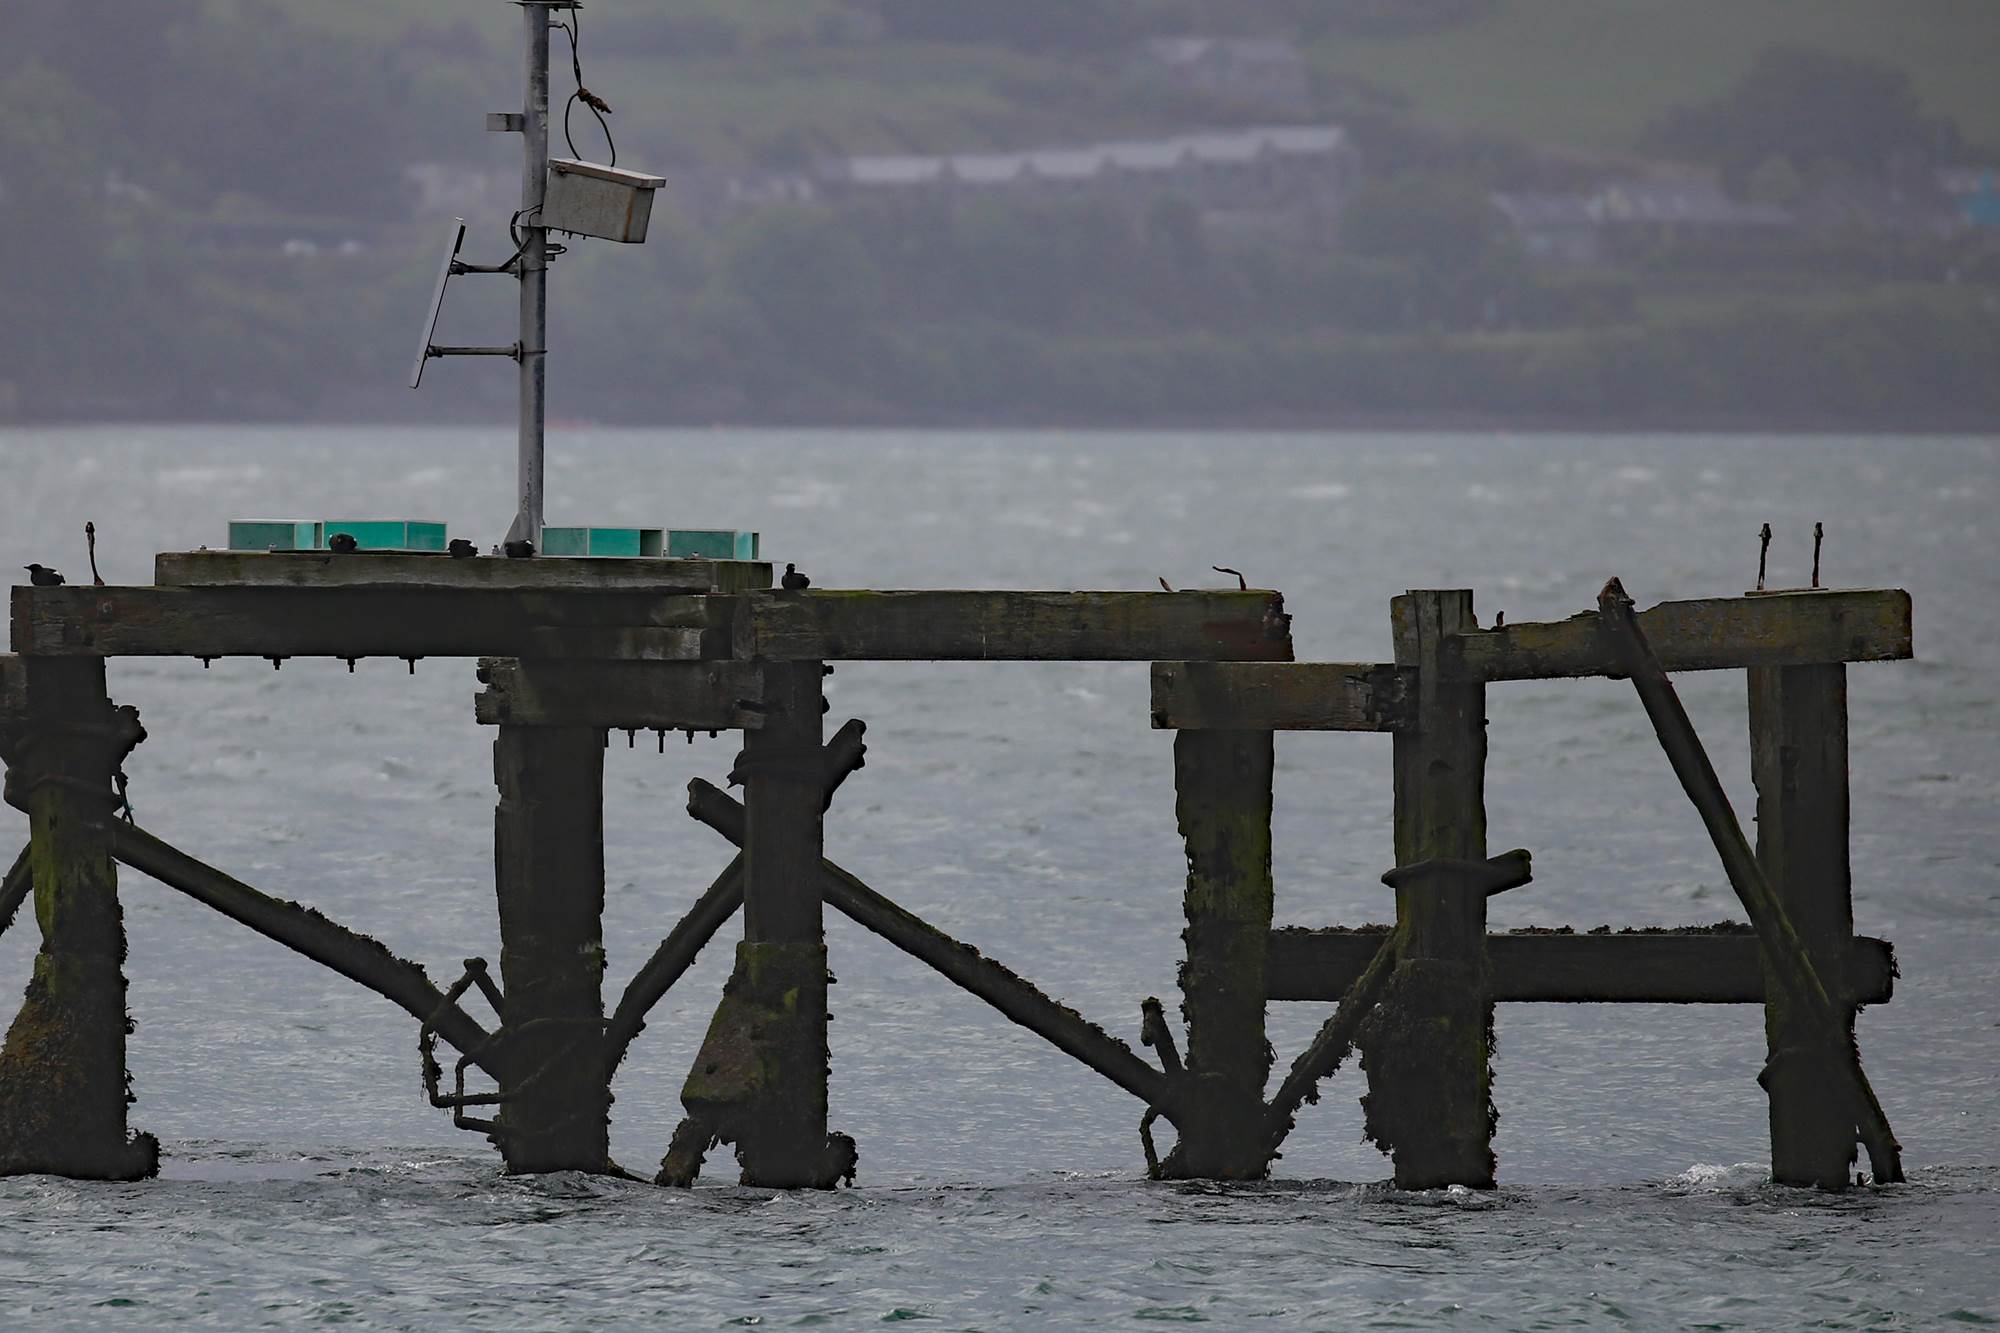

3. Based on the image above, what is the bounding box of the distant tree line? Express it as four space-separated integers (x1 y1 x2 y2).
1642 46 1975 193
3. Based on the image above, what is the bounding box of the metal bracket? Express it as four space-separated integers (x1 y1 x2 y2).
425 343 523 363
419 958 509 1135
486 112 526 133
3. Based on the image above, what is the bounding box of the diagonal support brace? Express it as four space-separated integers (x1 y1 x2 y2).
685 778 1174 1115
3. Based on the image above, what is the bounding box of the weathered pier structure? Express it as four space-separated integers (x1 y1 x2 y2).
0 553 1911 1190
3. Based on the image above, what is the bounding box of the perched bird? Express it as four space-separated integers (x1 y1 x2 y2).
23 563 64 587
781 563 810 591
1157 576 1174 592
502 539 536 559
328 532 359 554
448 538 478 560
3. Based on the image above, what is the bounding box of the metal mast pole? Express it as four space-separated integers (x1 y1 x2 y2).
506 2 558 549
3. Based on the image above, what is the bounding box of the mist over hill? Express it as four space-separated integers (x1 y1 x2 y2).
4 0 1996 427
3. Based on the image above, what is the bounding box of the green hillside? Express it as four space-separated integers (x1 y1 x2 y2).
255 0 2000 163
1308 0 2000 154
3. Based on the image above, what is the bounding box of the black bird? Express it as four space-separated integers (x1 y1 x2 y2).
24 564 64 587
448 538 478 560
781 562 810 590
328 532 359 554
503 538 536 559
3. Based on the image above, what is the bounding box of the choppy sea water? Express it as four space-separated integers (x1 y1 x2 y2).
0 426 1995 1328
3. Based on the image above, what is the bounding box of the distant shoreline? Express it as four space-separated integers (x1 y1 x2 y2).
6 406 1996 436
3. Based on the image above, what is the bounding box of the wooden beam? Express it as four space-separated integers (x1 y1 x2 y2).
685 779 1175 1115
722 660 831 1186
12 586 724 660
733 590 1294 662
474 659 766 729
1375 588 1494 1190
103 822 496 1071
1451 589 1911 682
1752 662 1862 1188
1150 662 1409 731
602 720 869 1079
0 846 27 940
1595 578 1902 1184
492 721 612 1173
0 654 20 726
0 659 154 1180
156 549 771 593
1265 928 1898 1004
1163 729 1275 1179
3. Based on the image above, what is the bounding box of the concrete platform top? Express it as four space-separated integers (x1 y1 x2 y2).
154 550 773 593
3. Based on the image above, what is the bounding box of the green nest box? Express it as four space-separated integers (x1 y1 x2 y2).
227 520 323 552
540 527 760 560
320 520 448 552
227 519 447 552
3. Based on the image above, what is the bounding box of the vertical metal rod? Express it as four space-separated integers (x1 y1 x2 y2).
506 3 553 549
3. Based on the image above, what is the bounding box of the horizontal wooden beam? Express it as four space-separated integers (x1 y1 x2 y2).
1150 661 1408 731
733 590 1294 662
1450 589 1911 682
474 658 767 729
1266 927 1897 1004
156 550 770 593
11 586 727 660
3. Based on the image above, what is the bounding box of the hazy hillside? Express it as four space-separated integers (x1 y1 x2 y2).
6 0 1995 427
257 0 1999 165
1308 0 2000 155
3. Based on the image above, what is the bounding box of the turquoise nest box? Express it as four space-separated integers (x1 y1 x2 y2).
227 520 324 552
540 526 664 558
667 529 760 560
320 520 448 552
540 527 760 559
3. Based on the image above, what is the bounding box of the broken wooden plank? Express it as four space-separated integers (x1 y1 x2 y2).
12 586 724 660
1451 589 1911 682
1265 929 1897 1004
474 659 766 729
1150 662 1409 731
733 590 1294 662
156 549 771 593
